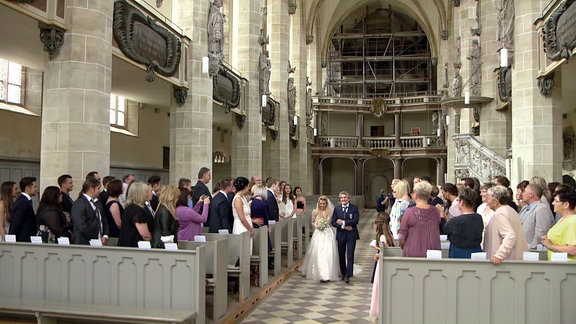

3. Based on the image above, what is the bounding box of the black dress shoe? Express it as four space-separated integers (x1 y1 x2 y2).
341 275 345 281
344 276 350 284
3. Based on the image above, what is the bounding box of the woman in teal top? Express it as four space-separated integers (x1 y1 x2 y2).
542 190 576 261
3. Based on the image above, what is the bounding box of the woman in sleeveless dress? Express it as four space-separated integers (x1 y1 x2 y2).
282 183 296 219
300 196 340 282
232 177 254 250
294 186 306 217
0 181 18 241
103 179 124 238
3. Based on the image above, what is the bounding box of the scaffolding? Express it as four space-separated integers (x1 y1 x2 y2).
326 7 434 98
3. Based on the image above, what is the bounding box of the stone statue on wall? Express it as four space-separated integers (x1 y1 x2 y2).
453 70 462 97
468 39 482 96
259 51 271 95
306 77 313 126
471 107 480 136
287 77 297 119
207 0 225 76
497 0 515 59
471 0 481 36
454 36 462 69
564 126 575 162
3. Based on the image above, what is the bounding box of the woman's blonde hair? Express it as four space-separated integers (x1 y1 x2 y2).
394 180 410 199
125 182 149 207
158 185 180 219
251 184 268 199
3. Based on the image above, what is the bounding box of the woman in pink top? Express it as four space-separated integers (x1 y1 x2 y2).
176 188 210 240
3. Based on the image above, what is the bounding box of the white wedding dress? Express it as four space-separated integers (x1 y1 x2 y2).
300 210 340 281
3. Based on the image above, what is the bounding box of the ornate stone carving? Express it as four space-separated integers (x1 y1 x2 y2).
113 1 181 82
213 65 242 112
471 107 480 136
173 86 188 106
452 70 462 98
306 77 313 126
156 0 163 7
208 0 226 77
452 0 460 7
441 30 448 40
497 0 515 56
371 97 386 118
38 24 64 57
563 126 575 162
454 36 462 69
288 77 297 136
259 51 271 95
471 0 482 36
468 39 482 96
269 128 278 141
288 0 297 15
538 75 554 97
236 114 245 129
306 35 314 45
498 66 512 102
542 1 576 61
454 136 507 184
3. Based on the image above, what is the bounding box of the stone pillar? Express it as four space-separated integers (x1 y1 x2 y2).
313 158 320 195
394 112 401 148
454 108 461 134
357 113 364 147
41 2 113 192
393 158 403 179
355 158 364 196
232 0 263 178
170 0 213 186
511 2 562 183
439 157 447 185
268 0 290 181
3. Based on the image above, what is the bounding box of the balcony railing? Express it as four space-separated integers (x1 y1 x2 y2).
316 135 441 149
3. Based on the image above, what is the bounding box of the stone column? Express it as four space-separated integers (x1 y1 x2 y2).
393 158 403 179
355 158 364 196
41 2 113 192
313 158 320 195
268 0 290 181
357 113 364 148
232 0 263 178
170 0 213 186
511 2 562 183
394 112 401 148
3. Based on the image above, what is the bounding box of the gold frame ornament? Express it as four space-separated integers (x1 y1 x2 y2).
371 97 386 118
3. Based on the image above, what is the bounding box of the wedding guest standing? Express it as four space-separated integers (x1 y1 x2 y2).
443 188 483 258
177 188 210 240
10 177 38 242
118 182 154 247
152 185 181 248
0 181 18 241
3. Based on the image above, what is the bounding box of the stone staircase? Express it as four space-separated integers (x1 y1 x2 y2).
453 133 507 183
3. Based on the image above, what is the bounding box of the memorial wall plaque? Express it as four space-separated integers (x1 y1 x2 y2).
113 0 181 81
543 0 576 61
262 99 276 126
213 66 241 112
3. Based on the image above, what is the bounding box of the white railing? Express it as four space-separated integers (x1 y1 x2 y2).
453 133 507 183
316 136 441 149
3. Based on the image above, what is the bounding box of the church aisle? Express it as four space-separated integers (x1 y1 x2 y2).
241 209 378 323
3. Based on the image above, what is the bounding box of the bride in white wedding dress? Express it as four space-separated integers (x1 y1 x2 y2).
300 195 340 282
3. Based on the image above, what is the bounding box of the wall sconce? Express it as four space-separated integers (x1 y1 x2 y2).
261 94 267 107
293 115 298 125
500 48 508 67
202 56 209 74
436 128 441 137
426 138 431 146
313 128 318 136
445 115 451 126
312 97 319 103
464 91 470 105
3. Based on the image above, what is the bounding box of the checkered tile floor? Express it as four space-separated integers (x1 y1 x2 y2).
241 209 378 323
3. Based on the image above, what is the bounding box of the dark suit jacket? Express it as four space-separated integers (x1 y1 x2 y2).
208 191 232 233
150 192 159 211
71 195 109 245
266 188 279 221
192 181 211 206
331 203 360 241
98 190 109 207
9 195 37 242
61 192 74 214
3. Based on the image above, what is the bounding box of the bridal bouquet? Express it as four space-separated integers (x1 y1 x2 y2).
314 217 329 231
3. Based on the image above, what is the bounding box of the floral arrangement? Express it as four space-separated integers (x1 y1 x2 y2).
314 217 329 231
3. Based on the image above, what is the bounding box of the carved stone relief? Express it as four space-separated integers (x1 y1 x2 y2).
468 39 482 96
39 24 64 57
259 51 271 95
208 0 225 77
542 1 576 61
497 0 515 55
454 137 507 183
453 70 462 98
471 0 482 36
564 126 575 163
538 75 554 97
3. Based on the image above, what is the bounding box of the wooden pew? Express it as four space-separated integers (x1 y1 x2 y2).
303 209 311 251
293 216 303 259
251 226 269 287
383 246 449 258
280 218 296 267
0 242 205 324
178 239 227 321
202 232 251 302
269 220 284 276
378 255 576 324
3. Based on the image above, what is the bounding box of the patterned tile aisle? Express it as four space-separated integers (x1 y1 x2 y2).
241 209 378 324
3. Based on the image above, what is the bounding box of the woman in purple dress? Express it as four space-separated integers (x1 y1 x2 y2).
398 181 441 257
176 188 210 241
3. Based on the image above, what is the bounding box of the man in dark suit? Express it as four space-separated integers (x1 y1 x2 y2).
9 176 38 242
331 191 360 284
58 174 74 214
147 175 161 211
71 178 109 245
98 175 115 206
209 178 234 233
192 167 212 206
265 177 280 221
